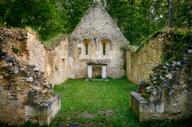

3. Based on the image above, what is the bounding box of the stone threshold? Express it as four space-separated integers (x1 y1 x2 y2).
85 78 109 82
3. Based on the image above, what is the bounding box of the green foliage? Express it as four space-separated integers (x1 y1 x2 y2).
0 0 191 45
162 31 192 62
0 0 66 41
172 0 192 28
140 118 192 127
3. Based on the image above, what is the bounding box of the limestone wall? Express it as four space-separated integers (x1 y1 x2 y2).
130 48 192 121
127 33 167 83
0 28 61 125
130 31 192 121
69 5 128 79
0 28 69 86
27 32 69 85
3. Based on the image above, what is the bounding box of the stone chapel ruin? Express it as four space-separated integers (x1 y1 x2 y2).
68 4 129 79
0 2 191 125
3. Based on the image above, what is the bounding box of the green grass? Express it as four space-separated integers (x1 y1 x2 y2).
51 79 191 127
52 79 139 127
1 79 191 127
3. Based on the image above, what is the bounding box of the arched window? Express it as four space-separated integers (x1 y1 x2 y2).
101 39 109 56
83 39 91 55
103 43 106 55
85 43 88 55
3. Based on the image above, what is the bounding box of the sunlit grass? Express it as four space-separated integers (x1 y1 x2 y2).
0 79 191 127
51 79 191 127
52 79 139 127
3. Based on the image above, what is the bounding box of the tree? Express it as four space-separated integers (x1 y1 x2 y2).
167 0 173 27
0 0 191 44
1 0 66 40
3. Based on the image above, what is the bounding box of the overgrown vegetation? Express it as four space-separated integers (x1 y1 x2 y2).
0 0 191 45
162 29 192 62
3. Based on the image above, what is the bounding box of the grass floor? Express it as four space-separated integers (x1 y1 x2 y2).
51 79 191 127
0 79 191 127
52 79 138 127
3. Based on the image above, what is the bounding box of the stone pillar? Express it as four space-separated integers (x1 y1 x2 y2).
87 65 92 78
102 66 107 79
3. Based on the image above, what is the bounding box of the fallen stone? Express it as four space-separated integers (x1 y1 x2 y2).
14 67 19 74
166 73 173 79
98 109 114 116
26 77 34 82
80 112 95 119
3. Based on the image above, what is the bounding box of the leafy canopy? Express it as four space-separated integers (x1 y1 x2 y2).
0 0 191 45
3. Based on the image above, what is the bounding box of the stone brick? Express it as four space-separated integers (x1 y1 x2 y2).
69 5 129 79
127 33 167 83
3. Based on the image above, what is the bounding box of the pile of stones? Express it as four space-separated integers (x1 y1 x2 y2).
0 52 54 107
0 27 55 107
138 38 192 102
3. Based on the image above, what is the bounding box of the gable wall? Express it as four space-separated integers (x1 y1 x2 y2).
69 5 128 79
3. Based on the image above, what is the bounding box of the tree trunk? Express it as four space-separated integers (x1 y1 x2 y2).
167 0 173 27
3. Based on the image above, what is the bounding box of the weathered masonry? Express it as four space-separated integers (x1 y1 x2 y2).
0 28 62 125
69 4 129 79
0 1 192 125
129 32 192 121
127 32 168 83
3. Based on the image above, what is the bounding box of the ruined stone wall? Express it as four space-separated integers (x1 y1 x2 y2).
46 41 68 85
127 33 167 83
0 28 69 85
27 32 68 85
0 28 61 125
130 31 192 121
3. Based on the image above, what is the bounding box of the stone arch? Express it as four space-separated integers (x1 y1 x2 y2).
100 38 111 56
83 39 91 55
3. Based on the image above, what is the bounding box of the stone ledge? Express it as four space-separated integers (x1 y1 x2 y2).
130 91 164 122
85 78 109 82
25 95 61 125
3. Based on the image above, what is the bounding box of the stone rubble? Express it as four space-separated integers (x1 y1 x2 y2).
0 53 54 105
0 28 60 125
133 32 192 120
130 32 192 121
138 55 191 102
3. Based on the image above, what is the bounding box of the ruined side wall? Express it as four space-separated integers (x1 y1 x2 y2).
127 33 167 83
130 33 192 121
46 40 68 84
0 28 69 85
26 32 68 85
0 28 61 125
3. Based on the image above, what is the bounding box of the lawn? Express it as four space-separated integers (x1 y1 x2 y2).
52 79 139 127
51 79 191 127
0 79 191 127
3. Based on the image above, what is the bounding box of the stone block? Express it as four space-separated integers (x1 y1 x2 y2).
102 66 107 79
130 92 164 122
25 95 61 125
